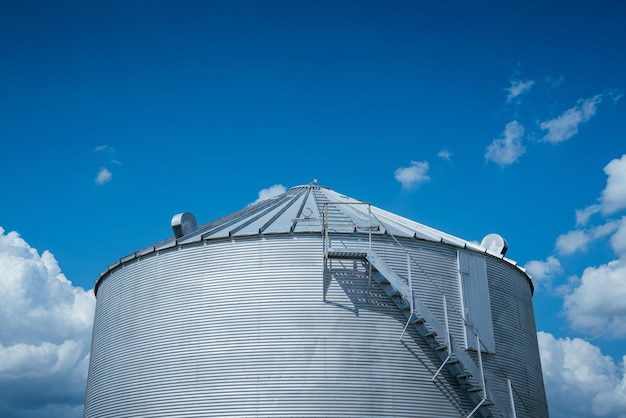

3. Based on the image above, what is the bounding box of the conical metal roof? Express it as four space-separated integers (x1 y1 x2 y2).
174 183 482 246
99 183 525 286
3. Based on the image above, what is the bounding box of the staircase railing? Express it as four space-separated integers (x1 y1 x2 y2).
323 201 524 418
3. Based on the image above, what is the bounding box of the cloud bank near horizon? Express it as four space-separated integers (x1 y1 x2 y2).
0 228 95 418
527 154 626 417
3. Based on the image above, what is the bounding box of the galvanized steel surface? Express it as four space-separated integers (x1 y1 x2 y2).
86 236 476 417
85 183 547 417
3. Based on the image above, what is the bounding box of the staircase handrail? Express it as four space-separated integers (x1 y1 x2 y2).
323 201 526 417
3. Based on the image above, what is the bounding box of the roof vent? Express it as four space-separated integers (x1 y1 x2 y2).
480 233 508 256
171 212 198 239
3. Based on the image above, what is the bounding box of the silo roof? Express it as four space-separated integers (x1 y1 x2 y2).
98 183 528 288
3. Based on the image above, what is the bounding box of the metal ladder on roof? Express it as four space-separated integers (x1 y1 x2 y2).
322 203 513 418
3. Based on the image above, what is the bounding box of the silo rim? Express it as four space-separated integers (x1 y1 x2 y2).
93 183 534 296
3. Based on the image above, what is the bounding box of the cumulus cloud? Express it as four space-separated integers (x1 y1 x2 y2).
539 95 602 143
94 167 112 185
556 220 621 255
93 145 121 185
556 230 591 255
485 121 525 166
524 256 562 286
538 331 626 418
536 156 626 416
556 154 626 255
437 149 452 160
0 227 95 418
593 218 623 241
610 217 626 256
576 204 602 226
600 154 626 215
564 155 626 254
506 79 535 103
562 258 626 339
251 184 287 205
573 154 626 231
394 161 430 190
555 221 620 256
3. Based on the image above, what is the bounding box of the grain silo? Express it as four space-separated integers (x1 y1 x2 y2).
84 183 548 417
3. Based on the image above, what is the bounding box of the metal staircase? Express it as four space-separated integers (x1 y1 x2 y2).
321 202 517 418
326 249 502 417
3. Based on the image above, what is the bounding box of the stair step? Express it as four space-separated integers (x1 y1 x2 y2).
327 251 367 259
467 386 484 393
423 330 437 338
383 285 400 297
397 300 410 311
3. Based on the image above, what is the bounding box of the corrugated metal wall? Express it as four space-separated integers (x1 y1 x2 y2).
85 233 547 417
484 257 549 418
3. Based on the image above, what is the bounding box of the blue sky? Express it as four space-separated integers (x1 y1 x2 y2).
1 1 625 417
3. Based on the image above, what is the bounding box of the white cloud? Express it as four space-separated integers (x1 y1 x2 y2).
576 204 602 226
94 145 111 152
593 219 622 240
556 230 590 255
535 155 626 416
565 154 626 253
93 146 121 184
538 331 626 418
437 149 452 160
506 79 535 103
524 256 562 286
484 121 525 166
0 227 95 417
94 167 112 185
394 161 430 190
555 221 620 256
539 94 602 143
601 154 626 215
610 217 626 258
252 184 287 205
562 258 626 339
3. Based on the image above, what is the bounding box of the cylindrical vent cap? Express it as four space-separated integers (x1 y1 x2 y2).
171 212 198 238
480 233 508 256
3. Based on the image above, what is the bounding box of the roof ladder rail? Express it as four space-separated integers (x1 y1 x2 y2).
323 201 373 302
